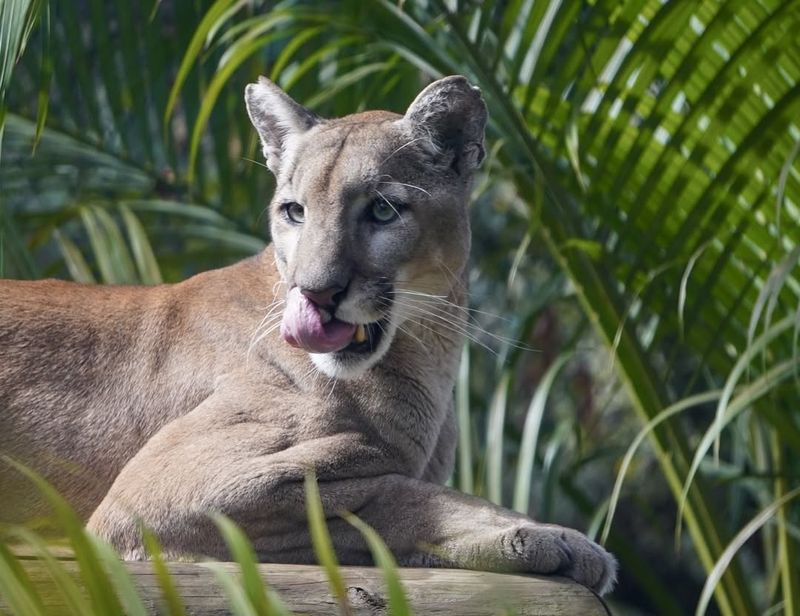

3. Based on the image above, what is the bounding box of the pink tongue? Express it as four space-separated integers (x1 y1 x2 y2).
281 287 356 353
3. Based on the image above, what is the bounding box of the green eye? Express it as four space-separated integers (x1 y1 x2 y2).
370 199 402 224
283 202 305 224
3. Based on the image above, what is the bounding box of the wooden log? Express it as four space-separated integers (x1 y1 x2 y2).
12 560 608 615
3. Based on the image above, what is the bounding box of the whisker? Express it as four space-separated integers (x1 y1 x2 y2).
437 259 461 283
393 278 471 301
404 309 498 357
299 364 319 390
250 299 284 334
392 289 513 323
377 180 431 197
397 300 528 350
394 301 498 356
375 189 407 228
241 156 270 170
324 374 337 405
379 137 427 166
260 319 283 338
252 303 285 339
395 319 440 354
392 298 540 354
247 298 285 347
247 312 283 356
246 315 283 363
272 279 287 296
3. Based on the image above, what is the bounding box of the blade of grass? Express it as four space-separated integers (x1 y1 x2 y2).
30 0 50 153
304 471 351 616
695 487 800 616
600 390 722 545
187 32 285 183
456 344 474 494
1 457 123 614
506 227 532 289
9 526 91 615
210 513 290 616
201 562 258 616
678 356 800 546
120 205 163 285
87 535 149 616
343 513 410 616
0 542 47 616
761 247 800 374
123 199 237 226
539 420 570 522
774 135 800 235
79 207 122 284
53 230 96 283
163 0 242 126
771 432 799 616
179 224 266 254
142 529 187 616
513 352 571 513
267 25 324 82
713 315 796 463
678 241 711 339
91 206 137 284
486 371 511 505
304 63 391 109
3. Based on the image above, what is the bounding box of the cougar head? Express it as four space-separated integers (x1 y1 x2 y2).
245 75 487 379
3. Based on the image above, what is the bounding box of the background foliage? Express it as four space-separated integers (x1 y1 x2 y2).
2 1 799 614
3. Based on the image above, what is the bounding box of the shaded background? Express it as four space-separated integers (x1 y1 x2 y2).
2 1 800 614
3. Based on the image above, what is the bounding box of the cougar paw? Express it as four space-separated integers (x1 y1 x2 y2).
499 524 572 574
551 526 618 596
500 524 617 596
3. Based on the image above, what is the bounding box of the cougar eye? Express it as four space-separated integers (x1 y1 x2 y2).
369 198 402 224
282 202 305 224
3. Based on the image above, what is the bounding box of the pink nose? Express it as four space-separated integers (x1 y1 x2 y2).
300 286 344 309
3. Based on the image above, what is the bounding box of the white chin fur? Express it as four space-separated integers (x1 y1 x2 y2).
310 319 398 379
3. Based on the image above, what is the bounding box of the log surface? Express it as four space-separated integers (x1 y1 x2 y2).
12 560 608 615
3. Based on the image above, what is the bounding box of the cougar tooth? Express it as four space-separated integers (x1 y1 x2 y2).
319 308 332 324
354 324 367 343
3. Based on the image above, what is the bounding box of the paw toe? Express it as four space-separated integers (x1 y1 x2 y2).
502 525 571 573
560 530 618 596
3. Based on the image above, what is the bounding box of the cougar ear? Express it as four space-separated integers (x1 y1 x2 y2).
404 75 487 174
245 77 320 175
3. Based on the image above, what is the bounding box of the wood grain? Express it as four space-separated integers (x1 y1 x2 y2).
10 560 609 615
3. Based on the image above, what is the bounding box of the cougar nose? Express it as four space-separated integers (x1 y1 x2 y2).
300 285 346 309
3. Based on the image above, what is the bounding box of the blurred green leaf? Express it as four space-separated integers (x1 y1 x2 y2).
304 471 351 616
2 457 124 614
513 352 571 514
7 527 91 616
486 371 510 505
696 487 800 616
0 542 47 616
211 514 290 616
143 529 188 616
344 514 410 616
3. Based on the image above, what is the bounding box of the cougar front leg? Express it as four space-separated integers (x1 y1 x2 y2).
318 474 617 596
90 451 615 595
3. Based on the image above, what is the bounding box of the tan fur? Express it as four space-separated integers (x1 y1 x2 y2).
0 76 616 594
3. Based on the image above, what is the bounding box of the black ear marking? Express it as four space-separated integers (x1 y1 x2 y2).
404 75 487 174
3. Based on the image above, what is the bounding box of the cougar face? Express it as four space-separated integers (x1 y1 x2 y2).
246 77 486 379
